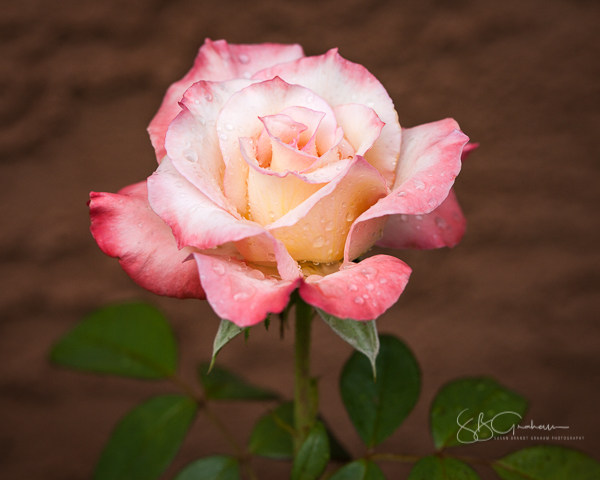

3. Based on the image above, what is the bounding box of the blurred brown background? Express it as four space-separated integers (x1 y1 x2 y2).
1 0 598 478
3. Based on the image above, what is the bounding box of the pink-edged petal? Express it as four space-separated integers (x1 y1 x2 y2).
147 156 266 249
217 77 337 215
344 118 469 262
165 79 253 212
377 189 466 249
148 39 304 160
195 254 302 327
258 114 313 172
333 104 385 156
253 49 401 187
461 142 479 161
89 181 205 299
147 156 301 281
268 156 388 263
299 255 411 321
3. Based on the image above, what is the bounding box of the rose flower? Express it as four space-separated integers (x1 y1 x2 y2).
89 40 471 327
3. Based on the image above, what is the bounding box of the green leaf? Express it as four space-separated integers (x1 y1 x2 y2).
210 319 243 371
408 456 480 479
174 455 240 480
248 402 349 462
340 334 420 447
94 394 197 480
493 446 600 480
198 363 279 401
317 309 379 377
291 421 330 480
430 377 527 449
248 402 295 459
51 302 177 379
329 459 386 479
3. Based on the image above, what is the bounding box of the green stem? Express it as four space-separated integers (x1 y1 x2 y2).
294 295 315 451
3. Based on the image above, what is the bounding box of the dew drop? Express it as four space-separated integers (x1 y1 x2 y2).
365 283 374 291
348 283 358 292
428 198 438 208
233 292 250 301
325 221 334 231
247 269 265 280
435 216 448 229
198 116 206 126
194 99 200 105
204 93 213 101
267 252 276 262
225 123 234 131
379 277 387 284
361 266 378 279
183 149 198 163
414 179 426 190
400 214 408 222
415 215 423 221
238 53 250 63
354 296 365 305
346 212 354 222
366 100 375 108
174 181 184 188
137 222 142 228
212 263 225 275
396 190 407 197
219 133 228 141
268 211 275 219
313 236 325 248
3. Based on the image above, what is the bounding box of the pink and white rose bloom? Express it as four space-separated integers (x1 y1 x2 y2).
89 39 472 327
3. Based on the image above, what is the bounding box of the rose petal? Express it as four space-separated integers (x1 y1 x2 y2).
195 254 301 327
165 79 253 212
461 142 479 161
148 39 304 160
268 156 389 263
299 255 411 320
333 104 385 156
344 118 469 262
217 77 338 215
258 114 313 171
147 156 265 249
147 157 300 281
377 189 466 249
253 49 401 187
89 181 205 299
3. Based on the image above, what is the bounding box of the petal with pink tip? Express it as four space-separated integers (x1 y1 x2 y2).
299 255 411 321
148 40 304 160
195 254 302 327
147 156 266 249
217 77 338 215
377 189 466 249
147 157 300 282
268 156 388 263
344 118 469 262
89 181 205 299
253 49 401 187
165 79 253 212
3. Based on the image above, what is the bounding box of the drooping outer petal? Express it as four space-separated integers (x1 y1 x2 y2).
377 189 466 249
195 254 301 327
344 118 469 262
89 181 205 299
253 49 401 187
147 157 300 281
299 255 411 321
148 39 304 160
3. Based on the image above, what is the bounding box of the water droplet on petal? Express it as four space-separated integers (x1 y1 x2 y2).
396 190 407 197
204 93 213 101
198 116 206 126
365 283 374 291
219 133 228 141
435 216 448 229
366 101 375 108
415 215 423 221
379 277 387 284
183 149 198 163
212 263 225 275
194 99 200 105
267 252 276 262
313 236 325 248
354 296 365 305
238 53 250 63
225 123 234 131
348 283 358 292
325 221 334 231
346 212 354 222
247 269 265 280
174 181 184 188
414 179 426 190
400 214 408 222
361 266 378 279
428 198 438 208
